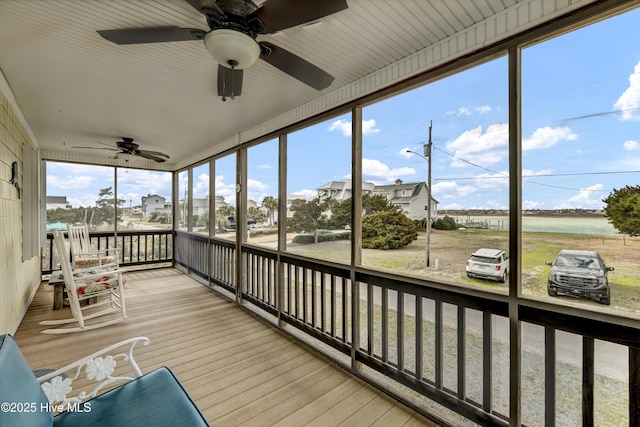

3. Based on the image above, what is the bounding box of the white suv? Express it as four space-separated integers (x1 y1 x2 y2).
466 248 509 283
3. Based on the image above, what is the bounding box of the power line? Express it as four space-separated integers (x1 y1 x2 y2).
431 146 617 192
437 170 640 179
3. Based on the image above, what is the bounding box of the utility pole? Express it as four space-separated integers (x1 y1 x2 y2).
425 121 433 268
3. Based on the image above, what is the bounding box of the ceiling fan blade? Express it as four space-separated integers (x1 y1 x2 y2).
72 146 119 151
217 65 243 100
97 27 207 45
184 0 225 17
250 0 347 33
137 150 170 158
259 42 334 90
135 151 167 163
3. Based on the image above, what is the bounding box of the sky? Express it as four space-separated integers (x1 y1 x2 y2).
47 7 640 212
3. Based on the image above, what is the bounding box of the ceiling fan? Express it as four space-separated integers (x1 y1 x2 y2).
73 138 170 163
97 0 348 101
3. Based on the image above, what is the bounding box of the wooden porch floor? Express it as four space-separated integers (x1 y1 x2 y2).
14 268 437 426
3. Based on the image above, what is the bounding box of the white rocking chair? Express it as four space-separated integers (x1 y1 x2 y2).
67 223 120 269
40 230 127 334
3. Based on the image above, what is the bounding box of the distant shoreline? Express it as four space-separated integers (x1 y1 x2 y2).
440 212 606 219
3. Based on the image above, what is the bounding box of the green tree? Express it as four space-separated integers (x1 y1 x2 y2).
216 205 236 231
47 207 84 225
287 198 330 243
362 210 418 249
329 194 398 229
363 193 398 215
603 185 640 236
262 196 278 225
248 206 266 224
89 187 123 229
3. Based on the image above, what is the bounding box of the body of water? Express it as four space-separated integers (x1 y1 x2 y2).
452 215 618 235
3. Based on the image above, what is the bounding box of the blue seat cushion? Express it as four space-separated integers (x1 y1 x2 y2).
0 334 53 427
52 366 208 427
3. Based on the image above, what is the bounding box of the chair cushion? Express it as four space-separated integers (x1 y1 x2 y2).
0 334 53 426
75 274 122 297
53 367 209 427
75 256 116 269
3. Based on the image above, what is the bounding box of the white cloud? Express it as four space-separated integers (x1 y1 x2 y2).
291 189 317 199
362 158 415 181
247 178 270 203
476 105 492 114
555 184 605 209
439 202 463 210
624 140 639 151
398 147 414 159
474 171 509 190
47 174 95 191
328 119 380 136
484 200 507 209
215 174 236 206
257 164 272 169
193 173 210 198
523 200 543 209
446 123 509 167
522 126 577 151
614 60 640 121
432 181 477 200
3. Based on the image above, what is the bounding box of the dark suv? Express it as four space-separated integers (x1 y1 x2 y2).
546 250 613 305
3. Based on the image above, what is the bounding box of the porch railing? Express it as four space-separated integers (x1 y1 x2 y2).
42 229 173 275
174 232 640 426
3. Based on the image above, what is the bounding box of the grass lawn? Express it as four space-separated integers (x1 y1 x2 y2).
288 227 640 314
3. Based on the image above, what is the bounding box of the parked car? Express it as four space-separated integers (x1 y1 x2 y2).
466 248 509 283
546 250 613 305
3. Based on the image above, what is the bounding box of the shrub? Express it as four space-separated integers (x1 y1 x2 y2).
292 231 351 244
362 211 418 250
434 215 457 230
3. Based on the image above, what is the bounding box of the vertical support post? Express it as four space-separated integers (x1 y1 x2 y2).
582 337 595 427
508 45 523 427
457 305 466 400
208 159 216 287
277 134 287 326
425 122 432 268
435 300 443 389
416 296 423 380
483 311 492 412
545 326 556 427
630 347 640 427
236 147 247 304
351 106 363 370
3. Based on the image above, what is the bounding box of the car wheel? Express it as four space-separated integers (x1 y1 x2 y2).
548 287 557 297
499 271 507 283
600 295 611 305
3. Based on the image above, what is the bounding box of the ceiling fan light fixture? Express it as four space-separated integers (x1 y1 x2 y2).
204 29 260 69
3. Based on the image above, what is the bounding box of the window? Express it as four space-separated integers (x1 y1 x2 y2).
361 57 508 288
214 153 236 240
46 162 115 232
247 139 278 248
177 170 189 231
116 168 172 230
191 163 210 235
522 8 640 316
521 9 640 425
287 114 352 263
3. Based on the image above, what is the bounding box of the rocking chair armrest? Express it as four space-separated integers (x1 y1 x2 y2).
36 337 149 384
35 337 150 407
